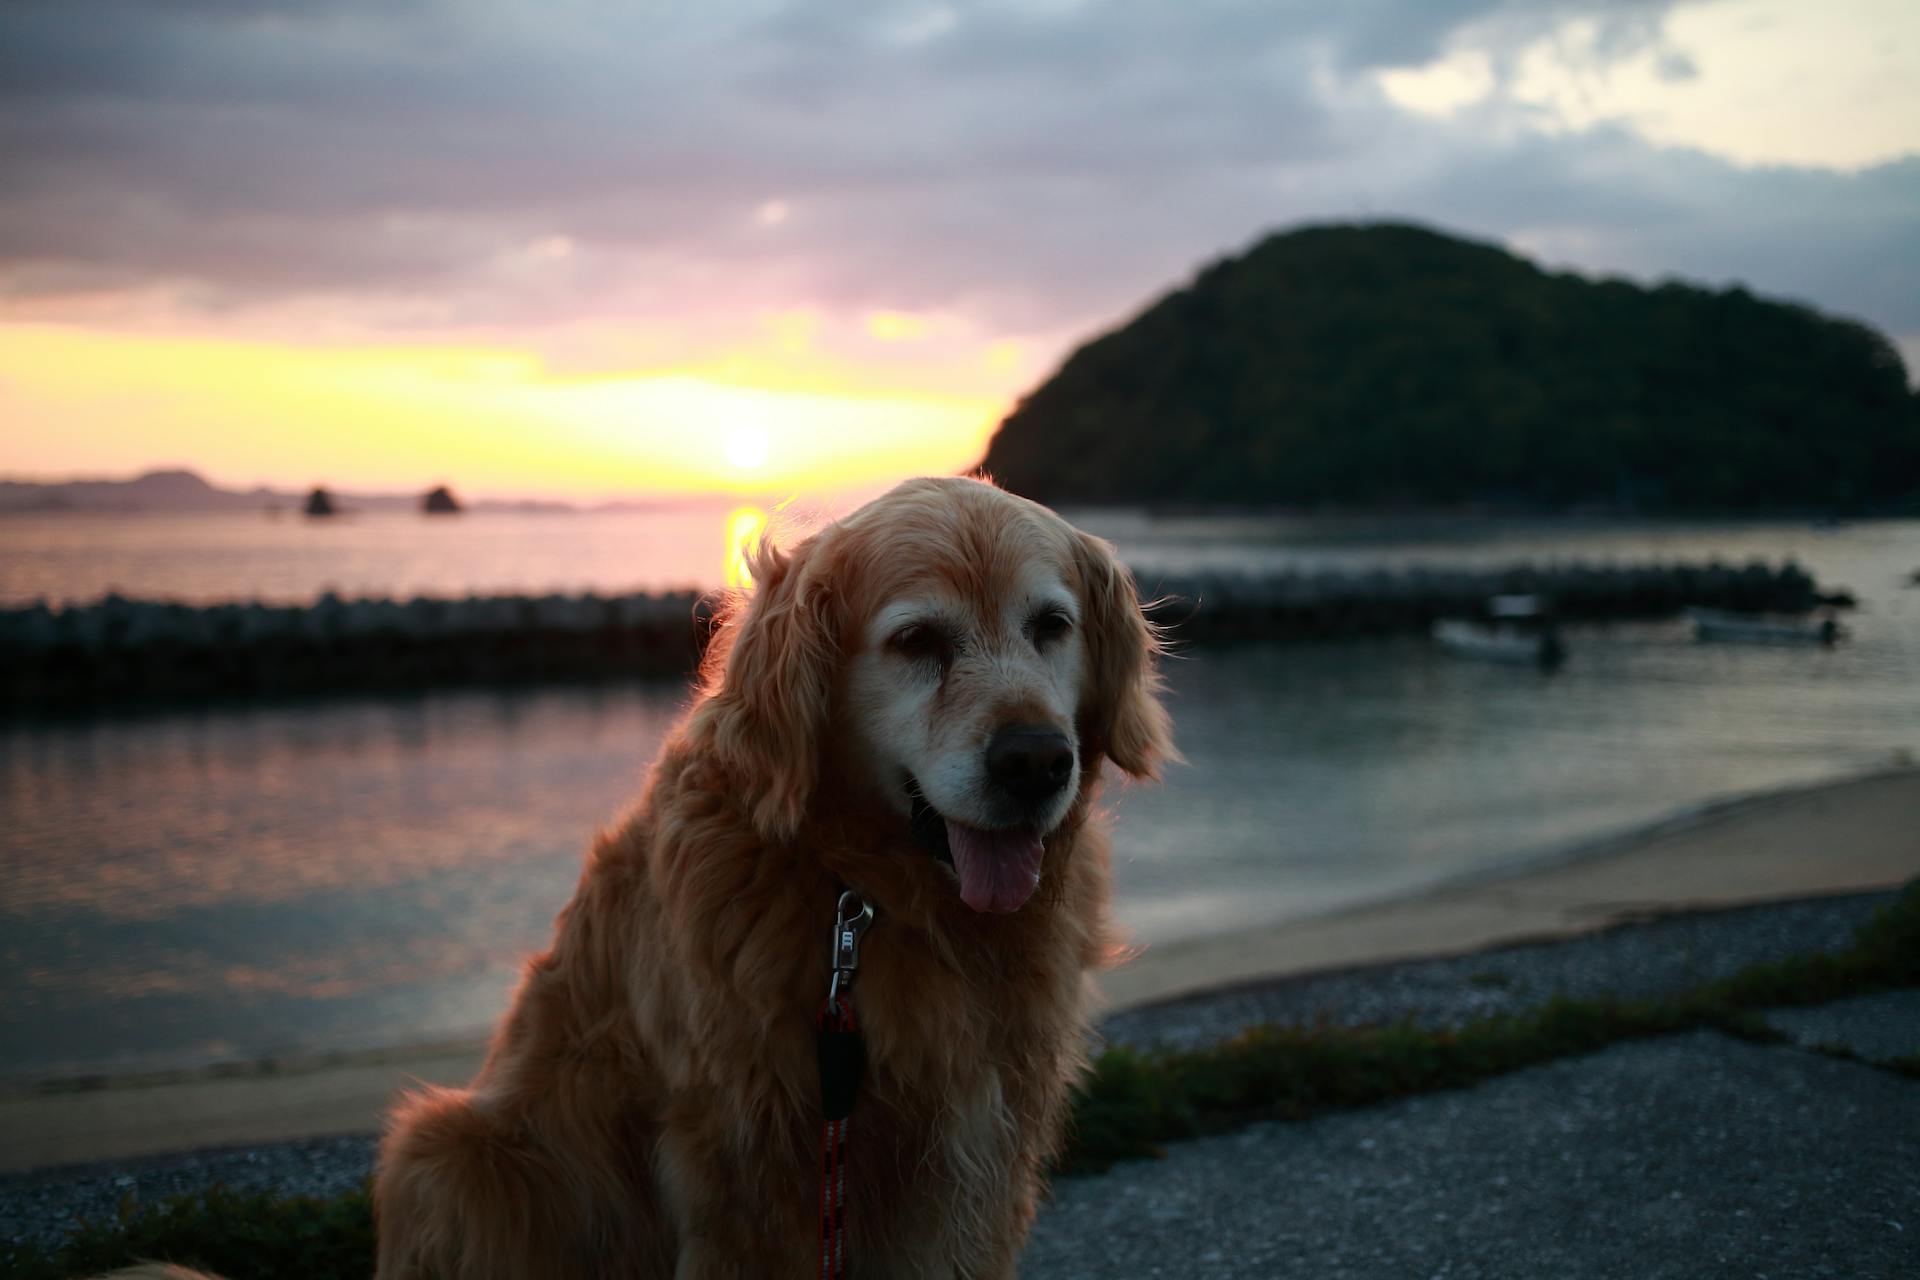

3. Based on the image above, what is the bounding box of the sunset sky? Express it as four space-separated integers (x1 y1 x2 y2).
2 0 1916 501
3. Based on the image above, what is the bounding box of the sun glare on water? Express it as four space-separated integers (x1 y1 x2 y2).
725 505 769 590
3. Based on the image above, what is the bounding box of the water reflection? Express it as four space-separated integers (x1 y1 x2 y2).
1 688 685 921
0 508 739 607
1 683 690 1078
725 506 768 589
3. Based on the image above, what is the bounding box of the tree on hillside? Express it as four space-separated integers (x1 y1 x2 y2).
980 223 1920 513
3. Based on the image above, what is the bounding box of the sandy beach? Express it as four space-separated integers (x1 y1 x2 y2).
5 767 1916 1175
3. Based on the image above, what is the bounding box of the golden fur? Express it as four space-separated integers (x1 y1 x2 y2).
115 476 1172 1280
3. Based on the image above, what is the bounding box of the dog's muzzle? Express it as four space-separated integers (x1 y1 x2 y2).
985 723 1074 810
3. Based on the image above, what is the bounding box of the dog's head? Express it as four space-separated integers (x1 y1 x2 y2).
702 476 1171 913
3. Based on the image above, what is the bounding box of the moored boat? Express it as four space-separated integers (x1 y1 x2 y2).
1433 595 1566 669
1686 607 1842 646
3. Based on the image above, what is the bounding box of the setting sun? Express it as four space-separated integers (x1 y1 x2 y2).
723 425 771 473
0 326 1012 501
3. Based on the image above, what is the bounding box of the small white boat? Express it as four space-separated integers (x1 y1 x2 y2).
1686 607 1842 646
1433 596 1566 668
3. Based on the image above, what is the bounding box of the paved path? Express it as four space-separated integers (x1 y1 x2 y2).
1026 1000 1920 1278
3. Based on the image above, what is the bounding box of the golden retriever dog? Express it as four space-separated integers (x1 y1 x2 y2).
116 475 1171 1280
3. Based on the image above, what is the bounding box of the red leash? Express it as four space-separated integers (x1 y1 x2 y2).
817 997 857 1278
817 891 872 1280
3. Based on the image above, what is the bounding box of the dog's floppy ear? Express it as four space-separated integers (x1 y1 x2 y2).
1075 530 1175 778
704 533 838 842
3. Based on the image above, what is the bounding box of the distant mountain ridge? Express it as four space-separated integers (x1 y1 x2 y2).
981 223 1920 513
0 469 672 515
0 468 278 513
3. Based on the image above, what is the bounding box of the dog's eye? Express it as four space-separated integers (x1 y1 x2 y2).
889 623 954 671
1028 608 1073 647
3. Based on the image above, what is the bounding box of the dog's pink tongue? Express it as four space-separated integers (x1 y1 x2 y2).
945 822 1045 913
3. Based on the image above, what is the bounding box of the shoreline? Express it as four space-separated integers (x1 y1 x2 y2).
1101 765 1920 1009
4 766 1916 1174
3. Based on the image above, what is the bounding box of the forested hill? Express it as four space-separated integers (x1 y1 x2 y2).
979 224 1920 512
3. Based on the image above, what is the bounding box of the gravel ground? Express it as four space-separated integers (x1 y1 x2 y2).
1101 890 1894 1051
0 1134 377 1253
1 890 1903 1256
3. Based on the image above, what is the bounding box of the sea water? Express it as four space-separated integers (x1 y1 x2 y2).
2 511 1915 1079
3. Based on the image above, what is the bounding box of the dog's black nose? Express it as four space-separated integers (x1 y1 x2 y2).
986 724 1074 806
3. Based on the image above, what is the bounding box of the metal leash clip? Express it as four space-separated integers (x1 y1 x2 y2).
826 889 874 1011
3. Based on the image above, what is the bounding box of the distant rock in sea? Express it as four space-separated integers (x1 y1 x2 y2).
0 466 670 516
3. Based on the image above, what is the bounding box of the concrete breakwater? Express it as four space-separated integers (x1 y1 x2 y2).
0 560 1825 711
1137 558 1827 641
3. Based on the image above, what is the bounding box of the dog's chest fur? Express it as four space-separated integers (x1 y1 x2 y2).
558 746 1105 1276
816 942 1088 1279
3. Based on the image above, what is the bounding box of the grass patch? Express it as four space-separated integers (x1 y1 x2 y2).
3 1185 373 1280
1060 880 1920 1172
8 882 1916 1278
1062 995 1709 1172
